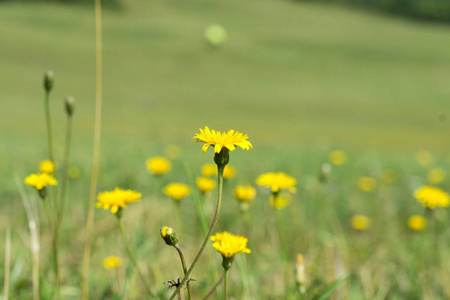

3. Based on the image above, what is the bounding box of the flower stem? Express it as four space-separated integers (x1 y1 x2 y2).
224 269 229 300
169 164 225 300
117 218 155 298
174 244 192 300
202 275 223 300
44 91 54 162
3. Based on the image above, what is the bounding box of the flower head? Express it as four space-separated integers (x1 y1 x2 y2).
329 150 347 166
103 256 123 269
211 231 251 259
146 157 171 175
196 177 216 193
408 215 427 231
223 165 236 180
24 173 58 190
414 186 449 209
350 215 370 231
356 176 377 192
96 187 141 214
233 185 256 203
415 150 433 168
201 163 235 179
193 126 252 154
39 160 55 174
256 172 297 193
68 166 80 179
164 183 191 201
270 193 291 210
427 168 446 184
160 226 179 246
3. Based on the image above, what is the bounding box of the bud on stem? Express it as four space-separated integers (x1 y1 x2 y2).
44 71 54 92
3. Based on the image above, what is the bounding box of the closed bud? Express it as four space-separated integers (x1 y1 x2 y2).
319 163 332 182
65 96 75 116
161 226 178 246
295 254 306 294
214 148 229 167
44 71 54 92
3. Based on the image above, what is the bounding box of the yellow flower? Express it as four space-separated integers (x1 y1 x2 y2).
408 215 427 231
381 169 397 184
146 157 171 175
270 193 291 210
39 159 55 174
356 176 377 192
415 150 433 168
24 173 58 190
96 187 141 214
68 166 80 179
196 177 216 193
329 150 347 166
350 215 370 231
223 165 236 180
427 168 446 184
164 183 191 201
103 256 123 269
193 126 252 153
211 231 251 259
256 172 297 193
414 186 450 209
233 185 257 202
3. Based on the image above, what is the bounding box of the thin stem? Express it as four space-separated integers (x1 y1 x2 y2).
224 269 229 300
81 0 103 298
44 91 54 162
57 115 73 225
4 227 11 300
202 276 224 300
118 218 155 297
174 244 192 300
169 164 225 300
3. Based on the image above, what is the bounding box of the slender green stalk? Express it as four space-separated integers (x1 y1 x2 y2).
81 0 103 298
118 218 155 297
3 226 11 300
44 91 54 162
224 269 229 300
202 276 224 300
57 114 73 225
169 165 225 300
174 244 192 300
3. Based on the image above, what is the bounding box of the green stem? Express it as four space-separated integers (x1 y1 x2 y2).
174 244 192 300
44 91 54 162
169 164 225 300
202 275 223 300
117 218 155 298
224 269 229 300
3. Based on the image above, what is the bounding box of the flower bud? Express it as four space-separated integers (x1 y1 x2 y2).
161 226 178 246
319 163 332 182
222 256 233 271
44 71 54 92
65 96 75 116
214 148 229 167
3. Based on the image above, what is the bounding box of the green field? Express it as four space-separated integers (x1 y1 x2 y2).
1 0 450 299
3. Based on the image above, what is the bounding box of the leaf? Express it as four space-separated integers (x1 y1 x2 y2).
317 274 351 300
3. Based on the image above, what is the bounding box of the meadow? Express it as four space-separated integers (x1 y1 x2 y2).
1 0 450 299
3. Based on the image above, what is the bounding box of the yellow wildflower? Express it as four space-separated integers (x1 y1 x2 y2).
223 165 236 180
68 166 80 179
96 187 141 214
356 176 377 192
196 177 216 193
350 215 370 231
329 150 347 166
193 126 252 153
270 193 291 210
415 150 433 168
103 256 123 269
164 183 191 201
24 173 58 190
146 157 171 175
201 163 217 177
408 215 427 231
381 169 397 184
39 159 55 174
427 168 446 184
233 185 257 202
414 186 450 209
256 172 297 193
211 231 251 259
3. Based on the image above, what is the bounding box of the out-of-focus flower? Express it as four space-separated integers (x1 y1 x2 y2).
415 150 433 168
427 168 446 184
233 185 257 203
356 176 377 192
201 163 217 177
269 193 291 210
96 187 141 214
381 169 397 184
146 157 171 175
68 166 80 179
39 159 55 174
414 186 449 209
103 256 123 269
196 177 216 193
164 183 191 201
205 24 227 47
408 215 427 231
256 172 297 194
24 173 58 191
329 150 347 166
165 144 181 160
223 165 236 180
350 215 370 231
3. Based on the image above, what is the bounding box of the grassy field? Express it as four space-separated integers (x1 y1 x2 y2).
1 0 450 299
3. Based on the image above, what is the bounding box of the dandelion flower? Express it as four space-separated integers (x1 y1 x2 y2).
415 150 433 168
211 231 251 260
201 163 217 177
427 168 446 184
408 215 427 231
196 177 216 193
223 165 236 180
256 172 297 193
233 185 256 203
96 187 141 214
193 126 252 154
164 183 191 201
350 215 370 231
39 159 55 174
103 256 123 269
146 157 171 175
24 173 58 190
356 176 377 192
414 186 449 209
270 193 291 210
329 150 347 166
